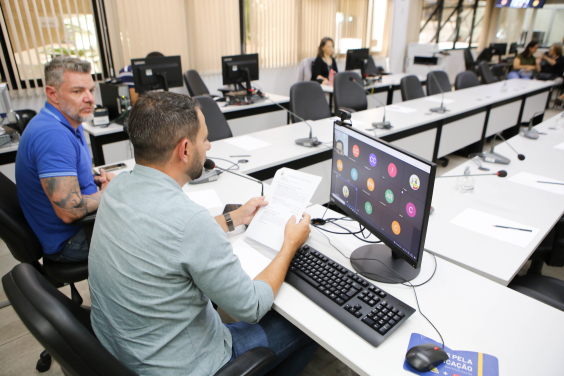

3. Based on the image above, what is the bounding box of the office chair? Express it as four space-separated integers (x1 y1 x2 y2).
2 263 277 376
333 72 367 113
509 275 564 312
298 57 316 82
195 96 233 142
478 61 499 84
426 71 452 96
464 49 476 71
455 71 480 90
400 75 425 102
12 109 37 134
289 81 331 123
184 70 216 97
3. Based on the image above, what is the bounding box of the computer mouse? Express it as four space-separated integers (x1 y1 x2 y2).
405 343 449 372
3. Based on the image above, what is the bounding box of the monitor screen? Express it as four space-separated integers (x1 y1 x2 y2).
221 54 259 86
495 0 545 8
330 123 436 269
345 48 369 72
131 55 183 93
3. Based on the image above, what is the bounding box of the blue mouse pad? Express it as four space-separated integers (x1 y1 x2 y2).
403 333 499 376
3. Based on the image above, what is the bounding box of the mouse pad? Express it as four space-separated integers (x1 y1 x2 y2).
403 333 499 376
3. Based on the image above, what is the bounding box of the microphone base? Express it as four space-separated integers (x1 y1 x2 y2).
430 106 448 113
372 121 392 130
295 137 319 148
480 152 510 164
521 128 539 140
189 169 220 185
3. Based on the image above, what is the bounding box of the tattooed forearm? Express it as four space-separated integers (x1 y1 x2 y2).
41 176 103 223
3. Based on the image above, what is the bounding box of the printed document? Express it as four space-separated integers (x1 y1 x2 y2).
246 168 322 251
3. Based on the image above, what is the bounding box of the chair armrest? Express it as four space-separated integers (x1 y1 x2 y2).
214 347 276 376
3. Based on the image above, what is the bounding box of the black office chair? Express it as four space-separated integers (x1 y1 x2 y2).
13 109 37 135
464 49 476 71
478 61 499 84
333 72 367 113
2 263 277 376
400 75 425 102
195 96 233 142
184 70 216 97
509 275 564 312
289 81 331 123
426 71 451 96
455 71 480 90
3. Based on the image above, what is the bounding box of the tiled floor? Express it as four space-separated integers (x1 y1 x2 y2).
1 109 563 376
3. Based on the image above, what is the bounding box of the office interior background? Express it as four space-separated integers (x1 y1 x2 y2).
1 0 564 375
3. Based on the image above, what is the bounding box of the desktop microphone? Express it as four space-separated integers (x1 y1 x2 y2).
479 133 525 164
437 170 507 178
427 68 448 114
189 159 221 185
348 77 392 129
203 158 264 195
263 96 320 147
522 111 543 140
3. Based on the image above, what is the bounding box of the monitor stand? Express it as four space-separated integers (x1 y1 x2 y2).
350 244 420 284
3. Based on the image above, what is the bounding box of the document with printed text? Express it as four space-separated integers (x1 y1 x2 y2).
245 168 322 251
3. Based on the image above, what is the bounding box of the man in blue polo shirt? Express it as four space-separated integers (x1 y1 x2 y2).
16 56 115 262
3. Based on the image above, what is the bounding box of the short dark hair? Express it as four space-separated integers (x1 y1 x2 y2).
128 92 201 165
146 51 165 58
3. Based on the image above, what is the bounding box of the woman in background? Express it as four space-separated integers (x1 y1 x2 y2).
311 37 338 85
536 43 564 80
507 41 539 79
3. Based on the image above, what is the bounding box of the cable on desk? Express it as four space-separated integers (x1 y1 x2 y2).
208 156 240 172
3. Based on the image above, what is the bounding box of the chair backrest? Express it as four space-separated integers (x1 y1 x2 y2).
289 82 331 123
478 61 499 84
13 109 37 134
298 57 316 82
464 49 475 71
400 75 425 101
195 96 232 142
455 71 480 90
0 171 43 263
3 263 138 376
426 71 452 96
184 70 210 97
333 71 367 112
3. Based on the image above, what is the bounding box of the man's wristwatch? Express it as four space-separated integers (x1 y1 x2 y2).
224 212 235 232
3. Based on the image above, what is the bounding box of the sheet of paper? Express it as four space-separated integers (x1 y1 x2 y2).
231 238 272 279
184 189 223 209
424 97 454 104
450 208 539 248
508 171 564 196
553 142 564 151
224 135 271 151
386 105 417 114
246 168 322 251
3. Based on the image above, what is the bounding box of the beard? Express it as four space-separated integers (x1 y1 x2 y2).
60 100 94 123
187 148 205 180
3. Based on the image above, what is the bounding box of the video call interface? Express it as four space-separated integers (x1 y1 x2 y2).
331 125 432 262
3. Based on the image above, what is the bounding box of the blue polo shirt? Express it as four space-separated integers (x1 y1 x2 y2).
16 102 97 254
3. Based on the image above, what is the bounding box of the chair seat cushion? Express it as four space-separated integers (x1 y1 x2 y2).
43 259 88 283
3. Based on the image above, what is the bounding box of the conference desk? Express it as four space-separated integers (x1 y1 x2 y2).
82 93 290 166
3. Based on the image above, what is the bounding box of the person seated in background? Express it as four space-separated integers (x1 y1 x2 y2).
117 51 164 105
536 43 564 81
311 37 338 85
507 41 539 79
89 91 318 376
15 56 114 262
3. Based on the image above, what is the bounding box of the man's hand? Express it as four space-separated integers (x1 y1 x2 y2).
232 196 268 227
94 168 116 191
282 213 311 252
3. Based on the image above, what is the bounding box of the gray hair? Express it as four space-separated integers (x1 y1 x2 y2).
44 56 91 87
128 91 201 165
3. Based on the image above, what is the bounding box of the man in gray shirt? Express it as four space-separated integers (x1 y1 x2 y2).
89 91 317 376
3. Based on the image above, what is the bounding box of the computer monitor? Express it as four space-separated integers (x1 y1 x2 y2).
345 48 370 76
221 54 259 94
476 47 493 62
330 122 436 283
131 55 183 93
489 43 507 56
509 43 518 55
0 84 17 124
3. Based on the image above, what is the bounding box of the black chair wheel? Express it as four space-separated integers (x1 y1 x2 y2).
441 159 449 168
36 350 51 372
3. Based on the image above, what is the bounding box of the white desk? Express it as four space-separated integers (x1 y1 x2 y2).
230 204 564 376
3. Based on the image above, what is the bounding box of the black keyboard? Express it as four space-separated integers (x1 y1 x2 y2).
285 244 415 347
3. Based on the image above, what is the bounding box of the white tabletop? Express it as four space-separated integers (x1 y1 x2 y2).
230 204 564 376
321 74 427 94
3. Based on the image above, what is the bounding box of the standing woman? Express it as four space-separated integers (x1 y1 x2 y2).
311 37 338 85
507 41 539 79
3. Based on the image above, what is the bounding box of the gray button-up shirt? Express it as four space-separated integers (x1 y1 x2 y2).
89 165 274 376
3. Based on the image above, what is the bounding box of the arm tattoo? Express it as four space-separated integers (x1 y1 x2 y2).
41 176 102 221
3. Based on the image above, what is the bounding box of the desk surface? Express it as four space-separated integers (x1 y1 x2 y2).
230 204 564 376
320 73 427 94
0 142 18 154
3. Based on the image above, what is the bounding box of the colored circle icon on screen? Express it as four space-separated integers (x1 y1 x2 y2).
337 160 343 171
406 202 416 218
391 221 401 235
388 163 397 178
369 153 377 167
351 168 358 181
353 145 360 158
409 174 420 190
385 189 394 204
365 202 372 214
343 186 349 198
367 178 375 191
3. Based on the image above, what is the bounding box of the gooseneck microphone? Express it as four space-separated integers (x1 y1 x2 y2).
263 96 319 147
437 170 507 178
204 158 264 195
189 159 221 184
427 68 447 114
348 77 392 129
479 133 525 164
522 111 544 140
